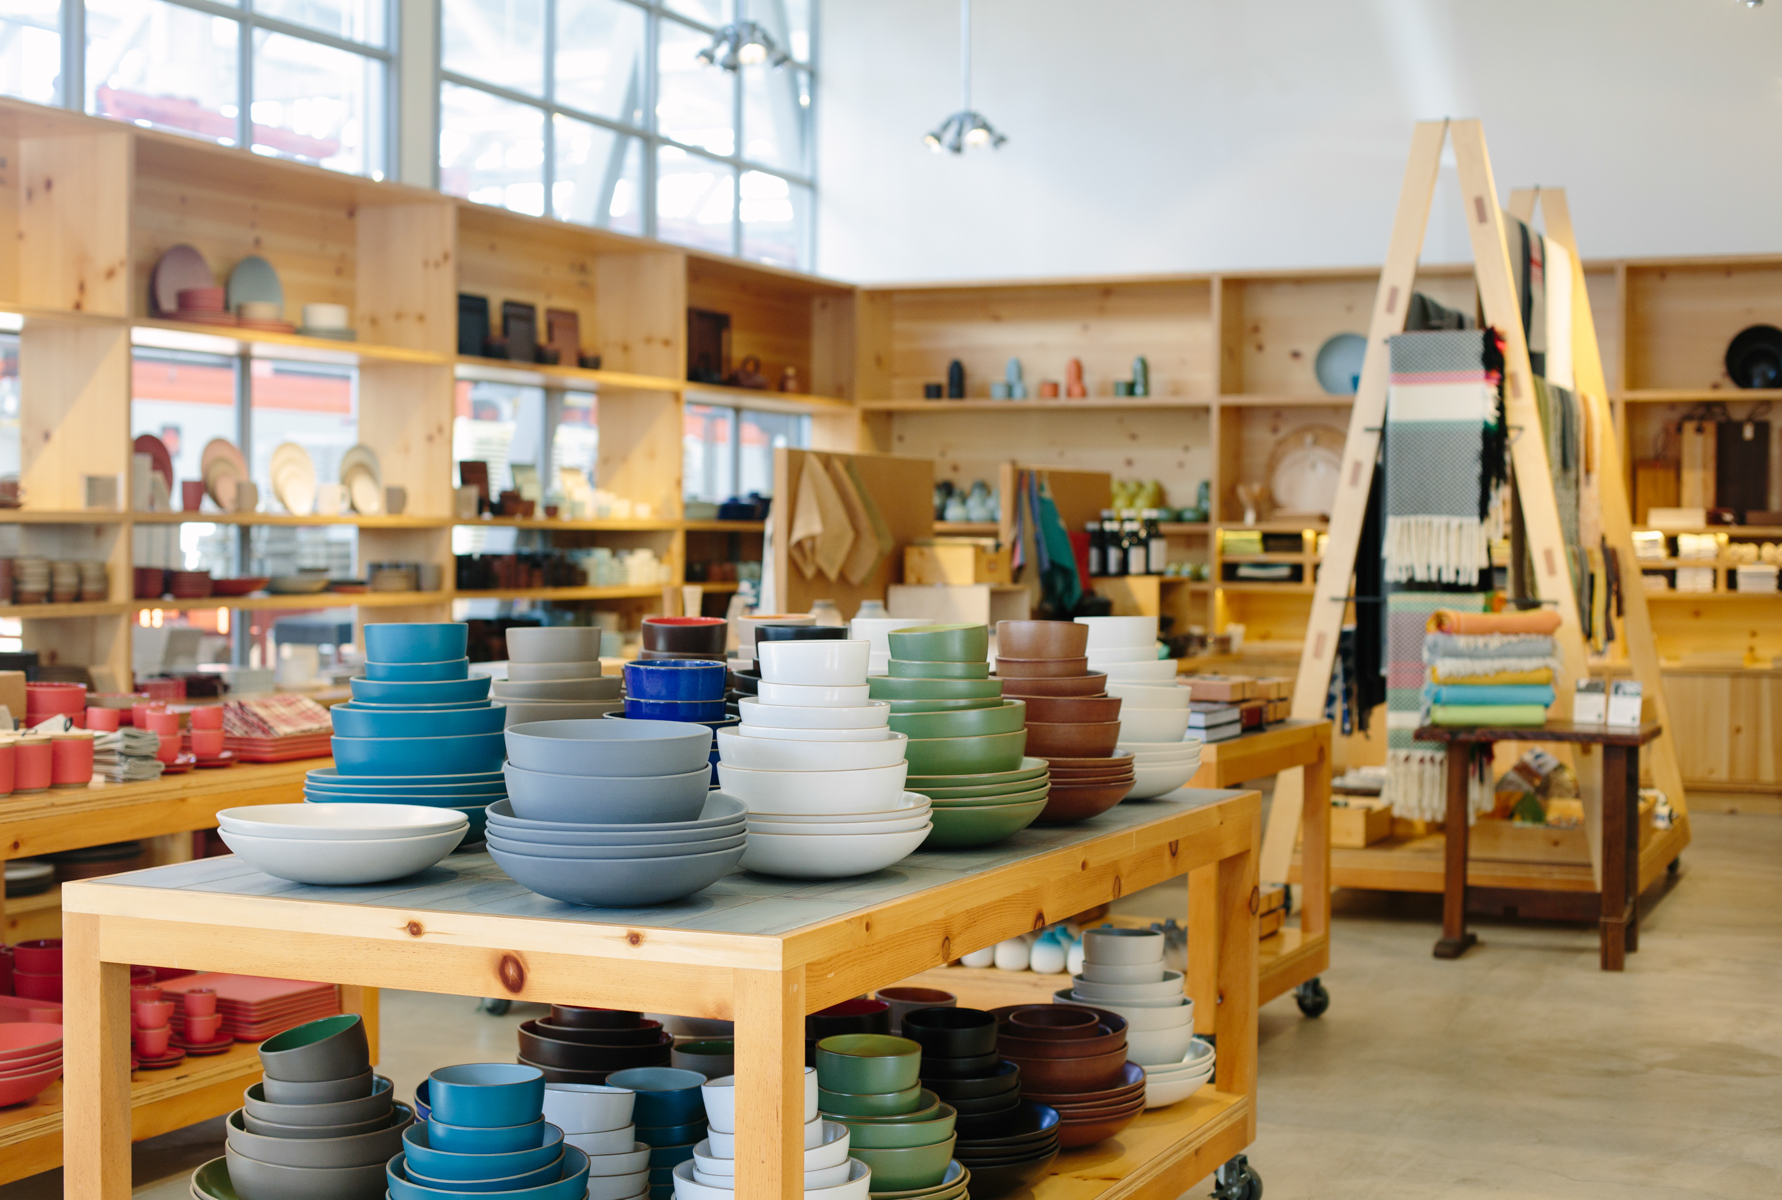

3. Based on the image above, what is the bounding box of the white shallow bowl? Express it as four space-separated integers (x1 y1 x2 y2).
1142 1062 1213 1108
1127 758 1202 800
737 724 892 743
748 812 931 836
745 792 931 824
706 1113 824 1157
740 825 931 879
1054 988 1193 1029
1106 682 1191 709
1118 738 1203 758
583 1143 651 1176
1074 616 1159 649
217 803 467 841
566 1126 637 1154
493 676 624 701
672 1158 868 1200
218 826 466 885
717 728 908 771
1070 969 1187 1003
717 761 910 815
585 1168 648 1200
507 660 604 682
755 681 872 707
1081 926 1165 965
1117 708 1192 743
702 1071 819 1134
543 1084 634 1134
1085 646 1157 664
1080 960 1166 985
691 1163 850 1190
1126 1024 1197 1066
693 1122 848 1173
757 640 872 687
737 699 889 730
1097 659 1179 684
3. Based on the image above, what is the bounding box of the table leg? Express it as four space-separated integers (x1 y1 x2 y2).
732 967 805 1200
1212 812 1259 1100
63 911 133 1200
1600 745 1631 971
1626 747 1642 955
1434 745 1477 959
1186 864 1219 1036
1300 736 1332 942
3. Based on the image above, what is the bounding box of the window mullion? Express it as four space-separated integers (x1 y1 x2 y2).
239 8 254 150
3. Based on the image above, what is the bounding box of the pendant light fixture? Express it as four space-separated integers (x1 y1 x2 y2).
925 0 1008 154
696 9 792 72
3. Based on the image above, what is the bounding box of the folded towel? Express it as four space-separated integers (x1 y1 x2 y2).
1427 608 1562 636
1429 667 1556 686
1424 684 1555 706
1422 632 1557 661
1428 656 1561 681
1429 704 1549 727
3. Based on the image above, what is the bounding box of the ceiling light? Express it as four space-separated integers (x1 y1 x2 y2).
697 19 791 72
925 0 1007 154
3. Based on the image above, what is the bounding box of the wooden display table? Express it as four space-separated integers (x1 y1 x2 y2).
62 788 1263 1200
1412 721 1662 970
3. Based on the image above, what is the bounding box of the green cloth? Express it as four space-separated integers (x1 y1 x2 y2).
1428 704 1548 727
1033 478 1082 613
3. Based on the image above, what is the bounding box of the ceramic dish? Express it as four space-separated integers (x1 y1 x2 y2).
885 625 988 663
906 758 1048 790
506 626 604 663
748 811 929 837
1094 659 1179 684
715 761 909 814
741 825 930 878
330 732 505 777
622 660 726 702
506 660 605 682
218 803 469 841
225 1105 412 1169
243 1077 393 1128
715 728 909 771
736 724 892 743
494 677 625 701
363 659 472 683
225 1142 388 1200
330 703 503 738
735 698 888 730
923 797 1047 847
349 676 492 705
902 730 1026 776
888 700 1025 740
503 762 711 824
364 624 468 662
489 843 744 907
1105 682 1190 708
1117 708 1191 743
867 677 1001 701
754 681 872 707
996 673 1109 698
756 639 871 686
218 825 466 885
992 656 1089 679
486 793 744 835
505 719 710 777
885 659 991 680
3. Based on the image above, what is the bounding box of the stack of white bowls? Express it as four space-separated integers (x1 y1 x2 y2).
718 639 929 879
495 627 623 727
216 803 470 886
734 613 814 673
1074 616 1177 686
848 616 914 677
541 1084 650 1199
679 1073 869 1199
1116 735 1205 800
1052 927 1210 1109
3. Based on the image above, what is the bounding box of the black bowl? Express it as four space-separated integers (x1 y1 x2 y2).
923 1060 1019 1102
955 1099 1061 1144
901 1007 998 1059
551 1006 643 1029
754 625 849 642
917 1050 1000 1079
806 998 890 1042
1727 324 1782 389
948 1090 1022 1117
958 1143 1059 1198
529 1019 666 1047
520 1057 609 1085
727 670 760 696
518 1025 673 1071
956 1130 1061 1160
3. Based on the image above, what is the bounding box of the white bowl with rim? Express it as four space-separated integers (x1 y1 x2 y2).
744 792 930 824
1142 1062 1212 1107
757 641 872 687
217 803 467 841
737 699 889 730
1054 989 1193 1029
1106 682 1190 709
740 825 931 878
702 1070 818 1134
1125 1024 1197 1066
717 728 908 771
1097 659 1178 684
756 681 872 707
1073 616 1159 649
737 724 892 743
1084 646 1157 664
717 762 910 815
1070 969 1187 1003
747 812 931 836
542 1084 634 1134
692 1122 848 1172
1080 960 1165 985
1118 708 1192 744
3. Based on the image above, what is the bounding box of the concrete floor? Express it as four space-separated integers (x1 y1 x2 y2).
7 809 1779 1199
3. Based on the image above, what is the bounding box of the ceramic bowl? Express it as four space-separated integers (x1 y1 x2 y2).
225 1142 389 1200
903 730 1026 776
1095 659 1178 684
914 784 1051 808
1106 682 1190 709
994 619 1089 658
754 623 849 644
559 1128 643 1158
1072 616 1158 649
705 1113 824 1158
888 701 1024 740
330 732 505 777
741 825 930 878
851 1133 957 1190
1036 780 1133 824
428 1063 545 1128
691 1120 848 1174
493 677 626 701
488 810 742 849
1007 1005 1101 1040
261 1068 374 1105
700 1068 818 1135
670 1040 734 1080
580 1141 650 1175
642 617 727 656
305 766 505 792
1084 645 1159 664
840 1101 958 1150
386 1144 590 1200
428 1113 547 1155
994 1024 1127 1062
1126 760 1201 800
489 842 743 907
489 831 745 863
1124 1024 1196 1066
505 720 712 777
1117 707 1191 743
350 676 492 705
807 999 893 1044
1062 995 1192 1032
714 728 908 771
218 802 469 841
499 699 626 728
753 681 872 707
507 626 603 663
330 703 504 738
402 1150 566 1193
528 1020 664 1048
906 758 1047 790
1013 695 1119 726
243 1076 392 1128
756 640 871 686
748 809 929 836
818 1081 923 1117
364 623 468 664
1024 721 1121 758
1082 926 1165 965
992 656 1088 679
538 1083 636 1136
218 826 467 885
1141 1062 1212 1108
623 660 727 702
502 762 711 825
815 1034 921 1094
364 659 472 683
867 677 1001 701
604 1066 706 1128
1002 1046 1127 1093
487 793 744 835
225 1104 412 1168
885 660 990 680
886 697 1002 715
1068 969 1187 1004
923 798 1047 847
623 697 728 723
874 988 955 1035
885 625 988 664
734 698 888 730
737 724 891 743
996 672 1109 698
909 773 1047 799
898 1007 996 1058
506 660 604 682
671 1158 871 1200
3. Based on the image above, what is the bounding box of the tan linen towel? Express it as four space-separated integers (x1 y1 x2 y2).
804 455 856 580
1427 609 1561 635
844 460 896 574
788 459 825 577
829 458 884 585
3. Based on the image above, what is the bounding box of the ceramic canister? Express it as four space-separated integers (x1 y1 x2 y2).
14 738 51 791
86 706 120 732
143 710 180 764
50 734 94 787
0 738 15 796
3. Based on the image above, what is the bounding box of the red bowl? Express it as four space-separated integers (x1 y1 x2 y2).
0 1022 63 1060
12 940 62 973
1003 1006 1099 1041
0 1063 61 1107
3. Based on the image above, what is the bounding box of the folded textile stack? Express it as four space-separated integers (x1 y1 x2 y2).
93 729 165 782
223 694 334 761
1421 608 1561 729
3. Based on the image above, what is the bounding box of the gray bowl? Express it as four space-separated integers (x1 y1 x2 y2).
258 1015 370 1084
485 830 747 862
262 1068 375 1105
505 720 712 777
485 794 745 836
225 1141 389 1200
244 1076 393 1129
504 762 711 824
241 1106 393 1141
489 842 744 907
226 1103 413 1169
488 810 744 848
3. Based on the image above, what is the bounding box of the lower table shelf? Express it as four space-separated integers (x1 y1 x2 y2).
1257 926 1327 1007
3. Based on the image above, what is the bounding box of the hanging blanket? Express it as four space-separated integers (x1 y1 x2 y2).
1386 591 1490 821
1533 378 1585 618
1545 237 1575 390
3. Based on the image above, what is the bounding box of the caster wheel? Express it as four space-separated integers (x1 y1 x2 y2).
1294 977 1330 1018
478 998 512 1016
1211 1154 1262 1200
1667 857 1681 876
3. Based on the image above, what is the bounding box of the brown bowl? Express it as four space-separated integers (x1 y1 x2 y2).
1043 754 1135 772
1051 1092 1146 1121
520 1056 613 1085
1044 762 1134 779
1027 1062 1146 1108
1003 1045 1127 1093
1004 1006 1099 1040
1020 695 1122 724
995 621 1088 659
995 656 1089 679
998 673 1109 698
1036 780 1133 824
1056 1106 1142 1148
995 1024 1125 1060
551 1006 642 1029
1025 721 1121 758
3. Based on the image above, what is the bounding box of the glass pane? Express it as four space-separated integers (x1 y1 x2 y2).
254 0 387 48
656 147 734 254
552 115 643 235
442 0 544 96
452 380 543 554
682 403 734 505
739 171 807 268
738 408 805 497
248 359 357 512
550 391 598 493
87 0 240 145
0 2 61 106
131 348 238 572
252 31 385 176
555 0 645 124
440 83 546 215
665 0 731 26
749 0 811 64
657 16 733 155
741 64 806 172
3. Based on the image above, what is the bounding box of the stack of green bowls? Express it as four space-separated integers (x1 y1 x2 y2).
815 1035 962 1197
870 624 1048 847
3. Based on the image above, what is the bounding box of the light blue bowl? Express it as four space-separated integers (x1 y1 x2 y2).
504 720 712 777
307 767 506 790
504 762 710 824
332 704 505 739
623 697 727 723
352 676 492 705
364 623 469 664
387 1144 588 1200
621 660 726 702
331 731 506 776
402 1121 566 1182
429 1064 546 1129
366 658 473 682
604 1068 706 1128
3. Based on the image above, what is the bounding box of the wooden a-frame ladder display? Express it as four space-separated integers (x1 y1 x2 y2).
1259 118 1691 890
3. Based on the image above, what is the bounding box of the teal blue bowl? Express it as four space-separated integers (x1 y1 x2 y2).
351 676 492 705
365 659 472 683
306 767 505 791
428 1063 545 1128
428 1116 544 1154
331 704 503 738
387 1145 587 1200
400 1121 565 1184
332 731 505 776
364 623 468 664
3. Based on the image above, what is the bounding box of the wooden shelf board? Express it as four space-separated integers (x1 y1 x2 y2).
132 321 446 367
861 397 1210 412
1256 926 1328 1006
0 601 127 619
1642 591 1780 602
1160 523 1212 535
1214 392 1357 407
453 585 665 602
684 382 854 412
131 512 441 529
133 592 449 612
690 580 743 592
0 304 127 330
454 356 680 394
1215 582 1316 594
0 509 127 524
1217 521 1327 533
1619 388 1782 403
683 521 767 533
461 516 680 532
1636 525 1782 538
934 522 999 536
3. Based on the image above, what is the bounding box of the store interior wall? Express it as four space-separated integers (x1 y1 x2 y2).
816 0 1782 282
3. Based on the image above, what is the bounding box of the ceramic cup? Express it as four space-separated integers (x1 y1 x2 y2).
182 988 216 1017
186 1012 223 1042
131 985 164 1007
182 481 206 511
86 706 120 732
190 706 225 730
191 729 224 757
134 1025 171 1056
0 740 15 796
134 999 174 1030
131 702 163 730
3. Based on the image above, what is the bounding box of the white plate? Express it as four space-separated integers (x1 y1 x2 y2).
744 792 930 824
216 802 468 841
1142 1063 1213 1108
717 761 910 815
347 467 382 515
340 442 381 486
740 825 930 878
717 727 907 771
755 681 871 707
217 827 465 885
269 442 316 515
736 698 888 730
736 724 890 743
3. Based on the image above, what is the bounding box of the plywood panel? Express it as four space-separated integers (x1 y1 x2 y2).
21 324 129 508
1215 588 1312 643
596 390 682 518
595 250 685 379
18 131 131 315
883 281 1213 400
456 207 601 356
773 448 932 619
358 202 455 355
1663 670 1782 789
1625 262 1782 390
809 293 854 401
1645 596 1782 663
1229 404 1352 521
357 363 453 518
687 258 821 392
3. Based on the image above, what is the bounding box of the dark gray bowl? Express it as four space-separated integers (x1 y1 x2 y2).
241 1104 393 1140
505 719 712 777
486 831 746 862
489 842 744 907
258 1015 370 1084
261 1067 375 1105
226 1104 413 1168
244 1076 393 1128
224 1142 388 1200
486 794 745 837
487 811 745 847
504 762 711 824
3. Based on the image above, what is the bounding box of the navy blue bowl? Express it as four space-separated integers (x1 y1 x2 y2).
332 731 506 776
365 659 473 683
623 697 727 723
364 623 468 664
621 660 726 702
428 1063 545 1129
401 1120 565 1181
351 676 492 705
643 1139 700 1168
415 1079 430 1121
332 703 505 739
605 1067 706 1127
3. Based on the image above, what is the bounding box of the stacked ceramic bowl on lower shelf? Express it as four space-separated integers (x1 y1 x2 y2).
490 720 747 907
1059 927 1211 1107
217 803 469 886
1116 732 1205 800
540 1081 651 1198
992 1004 1142 1148
495 626 623 727
389 1063 590 1200
681 1071 871 1200
518 1005 673 1084
605 1067 707 1199
815 1034 957 1197
0 1020 63 1108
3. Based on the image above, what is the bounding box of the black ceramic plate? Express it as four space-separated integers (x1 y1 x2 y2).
727 670 760 696
924 1061 1020 1101
955 1134 1061 1165
918 1050 1001 1079
519 1026 673 1070
947 1090 1022 1117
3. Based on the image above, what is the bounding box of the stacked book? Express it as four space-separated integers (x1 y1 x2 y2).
93 728 164 783
1188 701 1242 743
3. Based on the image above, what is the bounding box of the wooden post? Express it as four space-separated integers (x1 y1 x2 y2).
1434 749 1477 959
1212 819 1259 1102
1600 746 1631 971
62 912 133 1200
1186 866 1219 1037
1299 736 1332 942
731 966 805 1200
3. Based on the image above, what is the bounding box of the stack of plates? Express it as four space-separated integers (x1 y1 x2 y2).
77 560 107 602
49 561 78 603
226 732 334 762
1115 736 1203 800
369 564 415 592
1139 1038 1214 1108
515 1007 671 1084
494 627 622 727
175 286 237 326
202 438 250 510
0 1020 64 1108
218 803 470 886
342 444 382 515
160 973 342 1043
299 303 355 341
227 256 292 332
270 442 317 516
170 571 214 600
13 557 47 603
149 245 212 318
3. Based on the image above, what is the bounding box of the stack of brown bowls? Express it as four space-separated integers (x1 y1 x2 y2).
993 621 1133 823
990 1004 1142 1148
516 1005 671 1084
641 616 727 660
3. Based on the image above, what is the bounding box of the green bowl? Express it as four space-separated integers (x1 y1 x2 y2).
906 757 1047 789
887 697 1003 714
852 1138 959 1191
890 700 1025 740
911 775 1051 800
191 1158 241 1200
820 1082 925 1117
923 796 1049 847
839 1103 958 1149
815 1034 921 1094
928 783 1050 808
887 659 990 680
867 1164 969 1200
870 677 1002 702
886 624 989 664
904 729 1027 775
834 1089 941 1124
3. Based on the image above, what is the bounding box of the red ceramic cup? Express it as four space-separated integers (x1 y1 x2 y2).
50 735 94 787
189 706 224 731
143 710 180 763
190 729 224 758
13 971 62 1002
14 739 51 791
133 999 173 1030
0 740 15 797
86 706 120 732
182 481 206 511
133 1025 171 1056
181 988 216 1018
12 939 61 973
184 1013 223 1042
131 985 164 1007
131 702 163 730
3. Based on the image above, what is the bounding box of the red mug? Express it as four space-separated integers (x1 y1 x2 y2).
181 988 216 1017
182 481 206 511
131 985 164 1007
0 740 15 796
86 706 120 732
14 739 51 791
190 729 224 758
131 702 163 730
143 710 180 763
133 999 174 1030
189 706 224 731
184 1013 223 1042
51 735 94 787
133 1025 171 1056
